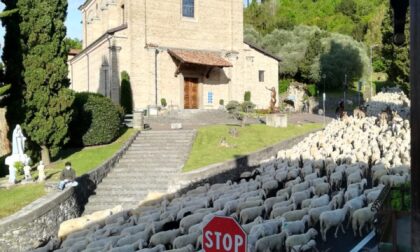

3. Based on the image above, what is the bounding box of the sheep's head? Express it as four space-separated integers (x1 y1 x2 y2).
308 228 318 238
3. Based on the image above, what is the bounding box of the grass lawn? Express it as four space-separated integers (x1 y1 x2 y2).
0 183 45 218
183 123 323 172
46 129 137 180
0 129 137 219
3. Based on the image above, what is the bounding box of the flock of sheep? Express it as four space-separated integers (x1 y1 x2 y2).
38 91 411 252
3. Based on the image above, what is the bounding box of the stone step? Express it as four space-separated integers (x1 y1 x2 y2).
101 173 176 180
115 162 182 170
141 130 194 134
83 130 194 215
88 193 148 202
117 159 185 165
96 182 169 191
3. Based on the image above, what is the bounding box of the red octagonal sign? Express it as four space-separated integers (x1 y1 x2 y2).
203 216 247 252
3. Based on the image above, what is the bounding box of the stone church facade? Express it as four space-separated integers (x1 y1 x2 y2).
68 0 280 110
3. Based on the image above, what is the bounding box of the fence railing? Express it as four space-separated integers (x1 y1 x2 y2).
374 184 411 252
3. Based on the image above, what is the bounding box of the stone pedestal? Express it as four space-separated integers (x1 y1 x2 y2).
266 113 288 128
133 111 144 130
5 154 31 184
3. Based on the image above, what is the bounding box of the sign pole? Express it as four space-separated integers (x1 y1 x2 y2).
411 0 420 250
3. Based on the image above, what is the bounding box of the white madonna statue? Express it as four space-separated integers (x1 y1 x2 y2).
5 125 31 184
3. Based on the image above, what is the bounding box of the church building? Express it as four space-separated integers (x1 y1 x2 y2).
68 0 280 110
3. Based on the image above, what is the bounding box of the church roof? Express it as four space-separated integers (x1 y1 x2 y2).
168 49 233 68
244 41 282 62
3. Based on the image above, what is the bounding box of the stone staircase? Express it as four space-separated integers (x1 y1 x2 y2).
83 130 196 215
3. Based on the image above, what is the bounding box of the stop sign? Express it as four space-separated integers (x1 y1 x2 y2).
203 216 247 252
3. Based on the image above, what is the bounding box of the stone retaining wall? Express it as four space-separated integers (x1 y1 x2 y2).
0 130 140 251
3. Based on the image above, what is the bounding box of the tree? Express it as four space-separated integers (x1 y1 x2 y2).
120 71 133 114
19 0 74 164
64 37 82 51
381 6 410 93
1 0 24 127
0 1 22 158
299 31 325 83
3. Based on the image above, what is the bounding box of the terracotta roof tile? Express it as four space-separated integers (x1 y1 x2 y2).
168 49 233 67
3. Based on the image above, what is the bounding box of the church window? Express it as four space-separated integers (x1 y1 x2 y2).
182 0 194 18
259 70 265 82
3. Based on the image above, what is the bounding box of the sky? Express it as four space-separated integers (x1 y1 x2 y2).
0 0 249 46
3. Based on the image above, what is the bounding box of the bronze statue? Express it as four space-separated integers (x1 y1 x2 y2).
266 87 277 113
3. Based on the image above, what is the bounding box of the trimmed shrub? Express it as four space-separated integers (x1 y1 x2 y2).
70 92 123 146
306 84 317 97
242 101 256 112
244 91 251 102
161 98 167 107
219 99 224 106
226 101 241 114
120 71 133 114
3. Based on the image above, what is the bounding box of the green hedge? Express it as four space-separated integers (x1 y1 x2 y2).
279 79 291 94
306 84 317 97
70 92 123 146
244 91 251 102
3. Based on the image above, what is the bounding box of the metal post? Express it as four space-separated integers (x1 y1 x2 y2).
411 0 420 250
155 49 159 106
323 92 326 126
344 74 347 104
370 46 373 99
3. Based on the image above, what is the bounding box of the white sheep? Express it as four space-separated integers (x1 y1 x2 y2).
291 181 311 194
291 240 317 252
166 244 194 252
311 182 330 197
352 204 376 237
310 194 329 208
236 199 264 215
179 212 208 234
347 170 363 186
282 208 309 222
285 228 318 252
308 202 334 227
263 195 289 214
262 179 279 194
344 195 367 228
291 189 311 207
242 216 264 234
239 205 265 224
149 229 181 247
138 244 166 252
319 206 349 241
281 215 310 236
172 232 200 249
344 187 361 202
254 232 287 252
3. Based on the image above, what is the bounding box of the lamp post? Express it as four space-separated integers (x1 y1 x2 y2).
322 74 326 126
370 44 379 99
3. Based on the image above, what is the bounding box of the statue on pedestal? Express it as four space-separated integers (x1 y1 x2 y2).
5 125 31 184
266 86 278 113
37 161 46 182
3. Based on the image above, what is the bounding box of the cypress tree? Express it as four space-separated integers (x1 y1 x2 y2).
381 6 410 93
120 71 133 114
1 0 24 126
18 0 74 164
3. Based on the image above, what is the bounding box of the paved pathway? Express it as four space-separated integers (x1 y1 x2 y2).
145 110 332 130
83 130 195 215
